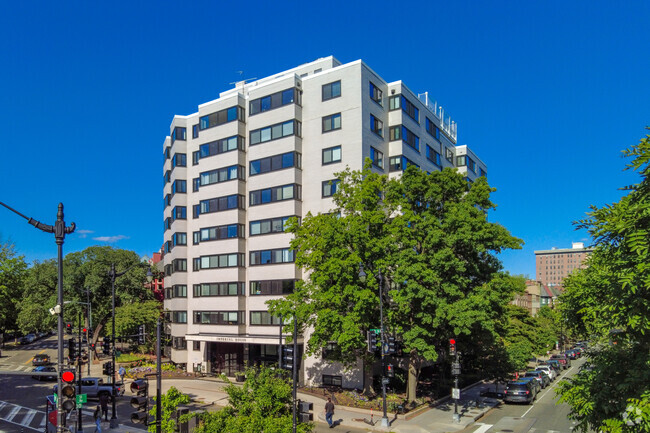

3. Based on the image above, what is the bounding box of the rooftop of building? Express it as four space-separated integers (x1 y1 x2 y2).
535 241 594 255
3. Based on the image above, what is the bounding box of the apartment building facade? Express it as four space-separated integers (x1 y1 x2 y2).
535 242 593 290
162 56 487 388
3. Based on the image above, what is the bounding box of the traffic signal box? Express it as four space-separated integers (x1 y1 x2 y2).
103 336 111 355
66 323 72 334
297 400 313 423
367 330 378 353
130 379 149 424
138 324 146 345
282 346 294 370
60 370 76 412
449 338 456 357
386 364 395 378
102 361 114 376
68 338 77 360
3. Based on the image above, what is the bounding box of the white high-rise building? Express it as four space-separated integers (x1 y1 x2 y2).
162 56 486 388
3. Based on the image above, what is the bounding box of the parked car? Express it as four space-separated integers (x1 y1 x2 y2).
32 366 57 381
565 349 578 360
535 365 556 381
504 380 537 404
525 370 550 389
518 377 541 394
54 377 123 400
19 334 36 345
544 359 562 373
550 354 570 369
32 354 51 366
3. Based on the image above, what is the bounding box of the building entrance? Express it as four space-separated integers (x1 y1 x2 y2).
207 342 244 376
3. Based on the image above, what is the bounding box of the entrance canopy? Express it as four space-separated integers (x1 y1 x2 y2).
185 333 302 345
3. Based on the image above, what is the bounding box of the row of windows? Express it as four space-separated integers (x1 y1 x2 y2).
165 285 187 299
250 279 296 295
250 184 300 206
194 282 245 297
250 88 300 116
390 125 420 151
250 120 300 145
193 224 245 244
389 95 419 123
250 311 281 326
250 248 294 265
198 165 245 188
199 106 244 131
196 194 246 216
250 215 294 236
250 152 300 176
193 135 245 164
194 253 245 270
194 311 243 325
176 280 295 297
389 155 419 172
171 127 186 143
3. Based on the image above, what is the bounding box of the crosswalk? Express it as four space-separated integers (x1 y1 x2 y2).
0 364 35 373
0 400 94 432
474 423 566 432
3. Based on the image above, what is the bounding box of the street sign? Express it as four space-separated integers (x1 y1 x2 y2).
382 342 390 354
76 394 87 405
452 388 460 399
369 328 381 334
382 377 389 385
53 394 58 404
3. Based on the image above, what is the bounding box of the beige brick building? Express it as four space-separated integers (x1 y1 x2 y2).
535 242 592 290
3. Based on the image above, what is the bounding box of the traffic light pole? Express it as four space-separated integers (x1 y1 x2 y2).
156 318 162 433
292 317 297 433
378 272 389 428
0 202 75 433
109 263 119 428
77 311 84 433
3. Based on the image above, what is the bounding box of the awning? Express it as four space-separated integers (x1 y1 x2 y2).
185 334 302 345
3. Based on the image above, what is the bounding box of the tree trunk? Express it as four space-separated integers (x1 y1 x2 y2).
407 351 419 403
362 357 376 396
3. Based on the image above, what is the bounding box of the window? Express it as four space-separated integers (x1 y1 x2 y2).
193 341 200 351
250 184 301 206
323 342 341 360
250 311 281 326
199 165 245 187
193 311 243 325
170 311 187 324
426 145 441 166
250 215 296 236
370 114 383 137
164 147 171 161
250 120 301 145
322 375 342 387
390 125 419 151
172 232 187 246
467 157 476 173
250 152 301 176
250 248 295 265
173 259 187 272
172 153 186 168
197 194 245 216
250 279 296 295
426 118 440 141
322 81 341 101
249 88 299 115
389 95 419 123
445 148 454 163
369 82 382 105
198 135 245 160
171 127 186 143
192 124 199 139
172 285 187 298
195 253 244 270
322 113 341 132
193 282 244 297
172 180 186 194
173 206 186 220
164 217 171 231
322 146 341 165
370 147 384 169
456 155 467 167
479 167 487 177
164 170 171 185
172 337 187 350
193 224 244 244
199 105 244 131
322 179 340 197
389 155 418 172
164 194 171 208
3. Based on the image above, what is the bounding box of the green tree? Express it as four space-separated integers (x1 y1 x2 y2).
557 130 650 433
0 241 27 338
193 365 312 433
149 386 191 433
115 300 161 352
16 260 58 335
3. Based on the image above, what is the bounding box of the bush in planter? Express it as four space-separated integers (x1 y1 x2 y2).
235 372 246 382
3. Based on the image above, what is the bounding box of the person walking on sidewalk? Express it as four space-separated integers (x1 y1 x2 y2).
93 405 102 433
325 397 335 428
99 393 109 421
118 366 126 383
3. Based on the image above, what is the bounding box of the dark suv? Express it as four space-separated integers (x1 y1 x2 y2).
504 380 537 404
551 354 570 369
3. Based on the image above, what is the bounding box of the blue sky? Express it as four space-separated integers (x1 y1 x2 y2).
1 1 648 277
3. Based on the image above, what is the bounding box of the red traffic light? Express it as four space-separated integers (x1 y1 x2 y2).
449 339 456 345
82 328 87 333
61 370 75 383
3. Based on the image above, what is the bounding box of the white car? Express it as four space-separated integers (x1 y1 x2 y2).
535 365 556 381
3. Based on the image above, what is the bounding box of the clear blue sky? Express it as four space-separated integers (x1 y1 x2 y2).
1 1 648 277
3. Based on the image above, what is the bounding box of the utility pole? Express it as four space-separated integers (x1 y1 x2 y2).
77 311 84 433
156 318 162 433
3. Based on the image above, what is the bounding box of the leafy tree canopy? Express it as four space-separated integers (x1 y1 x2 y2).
0 241 27 335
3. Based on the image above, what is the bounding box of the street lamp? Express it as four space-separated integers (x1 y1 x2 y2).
107 262 153 428
359 264 389 428
1 201 75 433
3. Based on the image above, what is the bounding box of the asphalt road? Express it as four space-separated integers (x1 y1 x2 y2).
462 358 587 433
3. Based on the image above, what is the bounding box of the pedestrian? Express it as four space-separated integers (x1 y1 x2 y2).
99 393 109 421
93 405 102 433
325 397 335 428
118 366 126 383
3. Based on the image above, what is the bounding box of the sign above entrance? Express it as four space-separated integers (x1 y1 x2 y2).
186 334 303 345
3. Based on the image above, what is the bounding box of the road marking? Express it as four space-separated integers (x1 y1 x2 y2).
22 409 38 426
4 405 21 422
521 361 581 418
0 401 45 432
473 423 492 433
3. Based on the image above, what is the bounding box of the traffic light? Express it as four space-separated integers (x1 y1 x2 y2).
138 324 146 345
367 330 378 353
130 379 149 424
66 323 72 334
449 338 457 357
297 400 313 423
282 346 294 370
386 336 396 355
386 364 395 378
102 361 114 376
60 370 76 412
103 336 111 355
68 338 77 360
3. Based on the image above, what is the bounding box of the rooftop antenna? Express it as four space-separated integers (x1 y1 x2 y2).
230 70 257 88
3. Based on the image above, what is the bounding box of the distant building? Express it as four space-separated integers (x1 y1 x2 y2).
535 242 593 290
512 280 561 315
